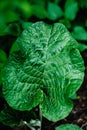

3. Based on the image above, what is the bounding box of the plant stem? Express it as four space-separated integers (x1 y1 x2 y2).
39 106 42 130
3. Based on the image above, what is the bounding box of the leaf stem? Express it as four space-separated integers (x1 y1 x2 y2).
39 106 42 130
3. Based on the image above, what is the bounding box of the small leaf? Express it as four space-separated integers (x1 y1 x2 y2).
17 1 32 18
22 22 32 30
0 49 7 63
3 23 21 36
72 26 87 40
5 11 19 23
78 43 87 51
0 49 7 84
56 124 82 130
10 42 20 54
47 2 63 20
0 23 7 36
0 71 3 85
54 0 61 4
70 93 77 99
59 18 71 28
64 0 79 20
32 5 48 19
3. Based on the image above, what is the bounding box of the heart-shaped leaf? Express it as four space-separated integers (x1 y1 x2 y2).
2 22 84 121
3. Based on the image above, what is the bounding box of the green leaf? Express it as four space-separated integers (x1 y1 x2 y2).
78 43 87 51
17 1 32 18
22 22 32 30
3 22 84 122
32 5 48 19
64 0 79 20
56 124 82 130
5 11 19 23
10 42 20 54
0 49 7 84
0 49 7 63
72 26 87 40
70 93 77 99
59 18 71 29
3 23 21 36
0 11 19 36
47 2 63 20
54 0 61 4
0 49 7 74
0 23 7 36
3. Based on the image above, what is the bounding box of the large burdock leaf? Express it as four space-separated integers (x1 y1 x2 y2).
2 22 84 121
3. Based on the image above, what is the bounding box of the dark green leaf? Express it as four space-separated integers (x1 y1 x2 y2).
64 0 79 20
59 18 71 29
78 43 87 51
0 49 7 63
70 93 77 99
17 1 32 18
32 5 48 19
47 2 63 20
22 22 32 30
72 26 87 40
3 23 21 36
0 23 7 36
0 49 7 84
5 11 19 23
10 42 20 54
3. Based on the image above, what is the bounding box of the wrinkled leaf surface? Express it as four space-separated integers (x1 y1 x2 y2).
3 22 84 121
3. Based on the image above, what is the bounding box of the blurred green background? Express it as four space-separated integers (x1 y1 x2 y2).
0 0 87 129
0 0 87 36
